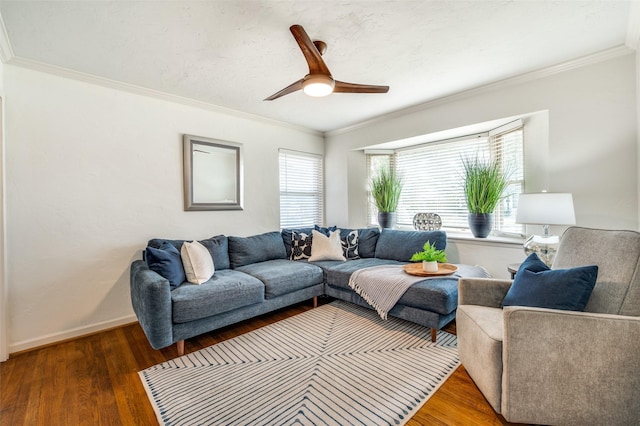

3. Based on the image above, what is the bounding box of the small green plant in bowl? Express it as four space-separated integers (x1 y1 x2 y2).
410 241 448 272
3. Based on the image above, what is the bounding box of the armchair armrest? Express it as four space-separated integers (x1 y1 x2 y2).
130 260 174 349
458 278 512 308
501 307 640 425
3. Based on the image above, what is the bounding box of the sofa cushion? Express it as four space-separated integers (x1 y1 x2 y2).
308 230 346 262
199 235 230 270
145 241 185 289
148 235 230 271
229 231 287 268
318 260 486 315
171 269 264 323
321 258 458 315
374 229 446 262
181 240 215 285
356 228 380 258
503 253 598 311
236 259 324 299
315 258 405 290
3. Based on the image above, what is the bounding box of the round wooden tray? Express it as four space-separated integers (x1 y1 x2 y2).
403 263 458 276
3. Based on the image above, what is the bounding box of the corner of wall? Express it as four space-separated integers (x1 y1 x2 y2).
636 46 640 230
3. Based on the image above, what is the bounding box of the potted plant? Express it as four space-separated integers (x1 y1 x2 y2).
462 155 511 238
370 166 402 229
410 241 448 272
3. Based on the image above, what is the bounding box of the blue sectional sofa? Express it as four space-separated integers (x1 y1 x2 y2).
130 227 487 356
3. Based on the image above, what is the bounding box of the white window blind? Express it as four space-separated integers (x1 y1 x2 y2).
396 135 490 230
279 149 324 228
492 127 524 234
367 123 524 236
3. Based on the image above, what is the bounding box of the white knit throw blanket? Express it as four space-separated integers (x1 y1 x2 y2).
348 264 472 320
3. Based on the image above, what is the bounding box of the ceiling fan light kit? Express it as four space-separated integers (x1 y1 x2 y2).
302 74 335 97
264 24 389 101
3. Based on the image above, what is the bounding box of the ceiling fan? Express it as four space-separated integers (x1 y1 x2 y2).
264 25 389 101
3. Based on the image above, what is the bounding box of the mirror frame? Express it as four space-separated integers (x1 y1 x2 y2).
183 134 244 211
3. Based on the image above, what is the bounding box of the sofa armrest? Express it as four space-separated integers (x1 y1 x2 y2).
130 260 174 349
458 278 512 307
501 307 640 425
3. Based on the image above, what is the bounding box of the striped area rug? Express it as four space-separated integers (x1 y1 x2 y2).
139 300 459 426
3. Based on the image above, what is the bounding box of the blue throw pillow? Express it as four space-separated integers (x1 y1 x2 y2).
314 224 338 235
502 253 598 311
145 241 186 289
515 251 550 274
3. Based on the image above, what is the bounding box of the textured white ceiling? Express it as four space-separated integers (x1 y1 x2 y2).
0 1 634 132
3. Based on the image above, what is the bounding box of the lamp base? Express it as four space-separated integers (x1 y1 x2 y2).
523 234 560 266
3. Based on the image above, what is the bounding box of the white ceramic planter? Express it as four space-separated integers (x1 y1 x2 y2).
422 260 438 272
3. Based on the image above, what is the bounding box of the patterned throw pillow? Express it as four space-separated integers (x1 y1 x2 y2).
291 231 313 260
341 229 360 259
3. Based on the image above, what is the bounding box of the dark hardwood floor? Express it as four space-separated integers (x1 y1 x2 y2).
1 299 523 425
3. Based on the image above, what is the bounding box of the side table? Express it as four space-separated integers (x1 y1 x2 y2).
508 263 521 279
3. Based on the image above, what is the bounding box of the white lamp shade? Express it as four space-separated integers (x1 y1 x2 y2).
516 193 576 225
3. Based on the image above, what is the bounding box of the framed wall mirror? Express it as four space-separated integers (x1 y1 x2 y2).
183 134 244 211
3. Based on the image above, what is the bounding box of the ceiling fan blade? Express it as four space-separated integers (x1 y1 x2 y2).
290 25 331 75
264 78 304 101
334 80 389 94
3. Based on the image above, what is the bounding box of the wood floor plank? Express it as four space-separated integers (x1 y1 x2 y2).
0 301 526 425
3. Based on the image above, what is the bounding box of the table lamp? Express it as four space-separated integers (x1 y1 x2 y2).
516 192 576 266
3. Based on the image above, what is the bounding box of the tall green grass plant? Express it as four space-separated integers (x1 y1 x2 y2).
462 156 510 214
371 166 402 213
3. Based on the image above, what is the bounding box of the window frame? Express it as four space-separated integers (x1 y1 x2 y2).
279 149 324 229
366 122 524 237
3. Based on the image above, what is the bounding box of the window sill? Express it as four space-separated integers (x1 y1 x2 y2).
446 231 524 248
376 224 525 248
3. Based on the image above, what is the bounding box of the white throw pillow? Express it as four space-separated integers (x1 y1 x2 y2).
181 241 215 284
308 229 347 262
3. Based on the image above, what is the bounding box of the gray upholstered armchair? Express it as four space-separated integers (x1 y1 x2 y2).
457 226 640 425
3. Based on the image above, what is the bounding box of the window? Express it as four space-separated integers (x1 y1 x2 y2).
367 122 524 236
366 152 394 225
279 149 324 228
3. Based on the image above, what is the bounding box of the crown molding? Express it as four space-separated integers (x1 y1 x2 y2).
0 12 14 63
4 56 322 137
626 1 640 49
327 45 634 138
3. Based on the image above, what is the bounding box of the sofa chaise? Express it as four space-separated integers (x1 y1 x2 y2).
130 227 488 356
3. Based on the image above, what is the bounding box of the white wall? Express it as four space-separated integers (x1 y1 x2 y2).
637 41 640 227
3 50 637 354
0 59 6 361
4 66 323 352
325 52 638 273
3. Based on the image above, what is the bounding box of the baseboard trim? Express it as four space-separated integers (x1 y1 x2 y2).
8 314 138 355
